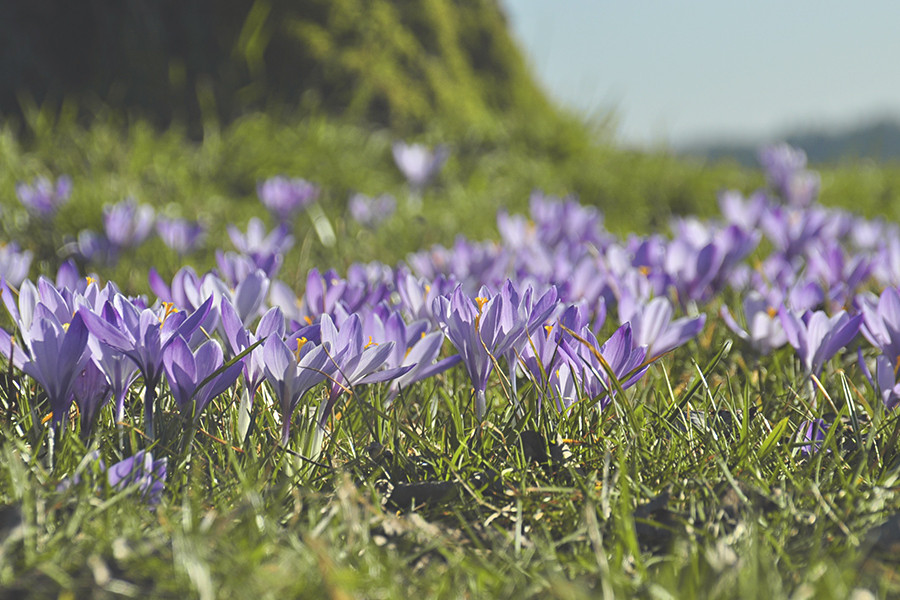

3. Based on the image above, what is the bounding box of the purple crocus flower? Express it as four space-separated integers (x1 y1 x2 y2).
317 313 410 425
392 142 448 190
432 284 531 419
222 302 285 401
78 295 213 438
148 266 223 346
72 359 112 437
394 269 455 325
103 198 155 249
106 450 167 506
263 333 331 444
549 322 648 412
162 335 244 418
0 307 91 428
348 193 396 228
720 292 788 355
16 175 72 218
862 353 900 411
257 176 319 220
779 308 861 376
620 296 706 361
859 287 900 364
519 304 586 398
156 217 205 255
86 301 140 423
356 310 462 401
798 418 829 455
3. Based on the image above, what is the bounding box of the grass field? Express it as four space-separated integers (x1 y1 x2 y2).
2 108 900 599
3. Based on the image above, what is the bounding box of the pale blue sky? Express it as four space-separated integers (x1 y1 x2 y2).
500 1 900 148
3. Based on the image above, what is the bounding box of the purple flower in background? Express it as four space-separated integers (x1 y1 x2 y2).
227 217 293 276
719 190 769 229
228 218 294 256
392 142 448 190
257 176 319 220
216 251 267 285
759 144 820 207
529 192 612 251
0 243 33 287
162 335 243 418
760 205 828 260
73 229 113 264
779 308 861 376
806 240 872 309
156 217 205 255
720 292 788 355
104 198 155 249
106 450 167 506
16 175 72 218
348 193 396 227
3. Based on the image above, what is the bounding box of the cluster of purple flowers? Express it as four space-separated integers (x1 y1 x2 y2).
7 140 900 505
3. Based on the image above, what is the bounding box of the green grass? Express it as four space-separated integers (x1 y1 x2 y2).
3 110 900 598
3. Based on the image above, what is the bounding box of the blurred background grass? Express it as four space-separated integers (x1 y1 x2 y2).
1 0 899 289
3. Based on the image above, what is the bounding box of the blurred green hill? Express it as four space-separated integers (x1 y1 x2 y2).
0 0 568 138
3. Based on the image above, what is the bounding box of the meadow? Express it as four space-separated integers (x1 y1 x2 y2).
2 108 900 599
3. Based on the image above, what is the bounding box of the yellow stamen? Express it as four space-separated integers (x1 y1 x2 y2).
41 412 54 425
364 336 377 349
639 266 651 276
766 306 778 318
424 284 431 294
544 324 554 336
294 337 308 361
304 316 313 325
86 276 97 286
160 302 179 324
62 322 70 332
